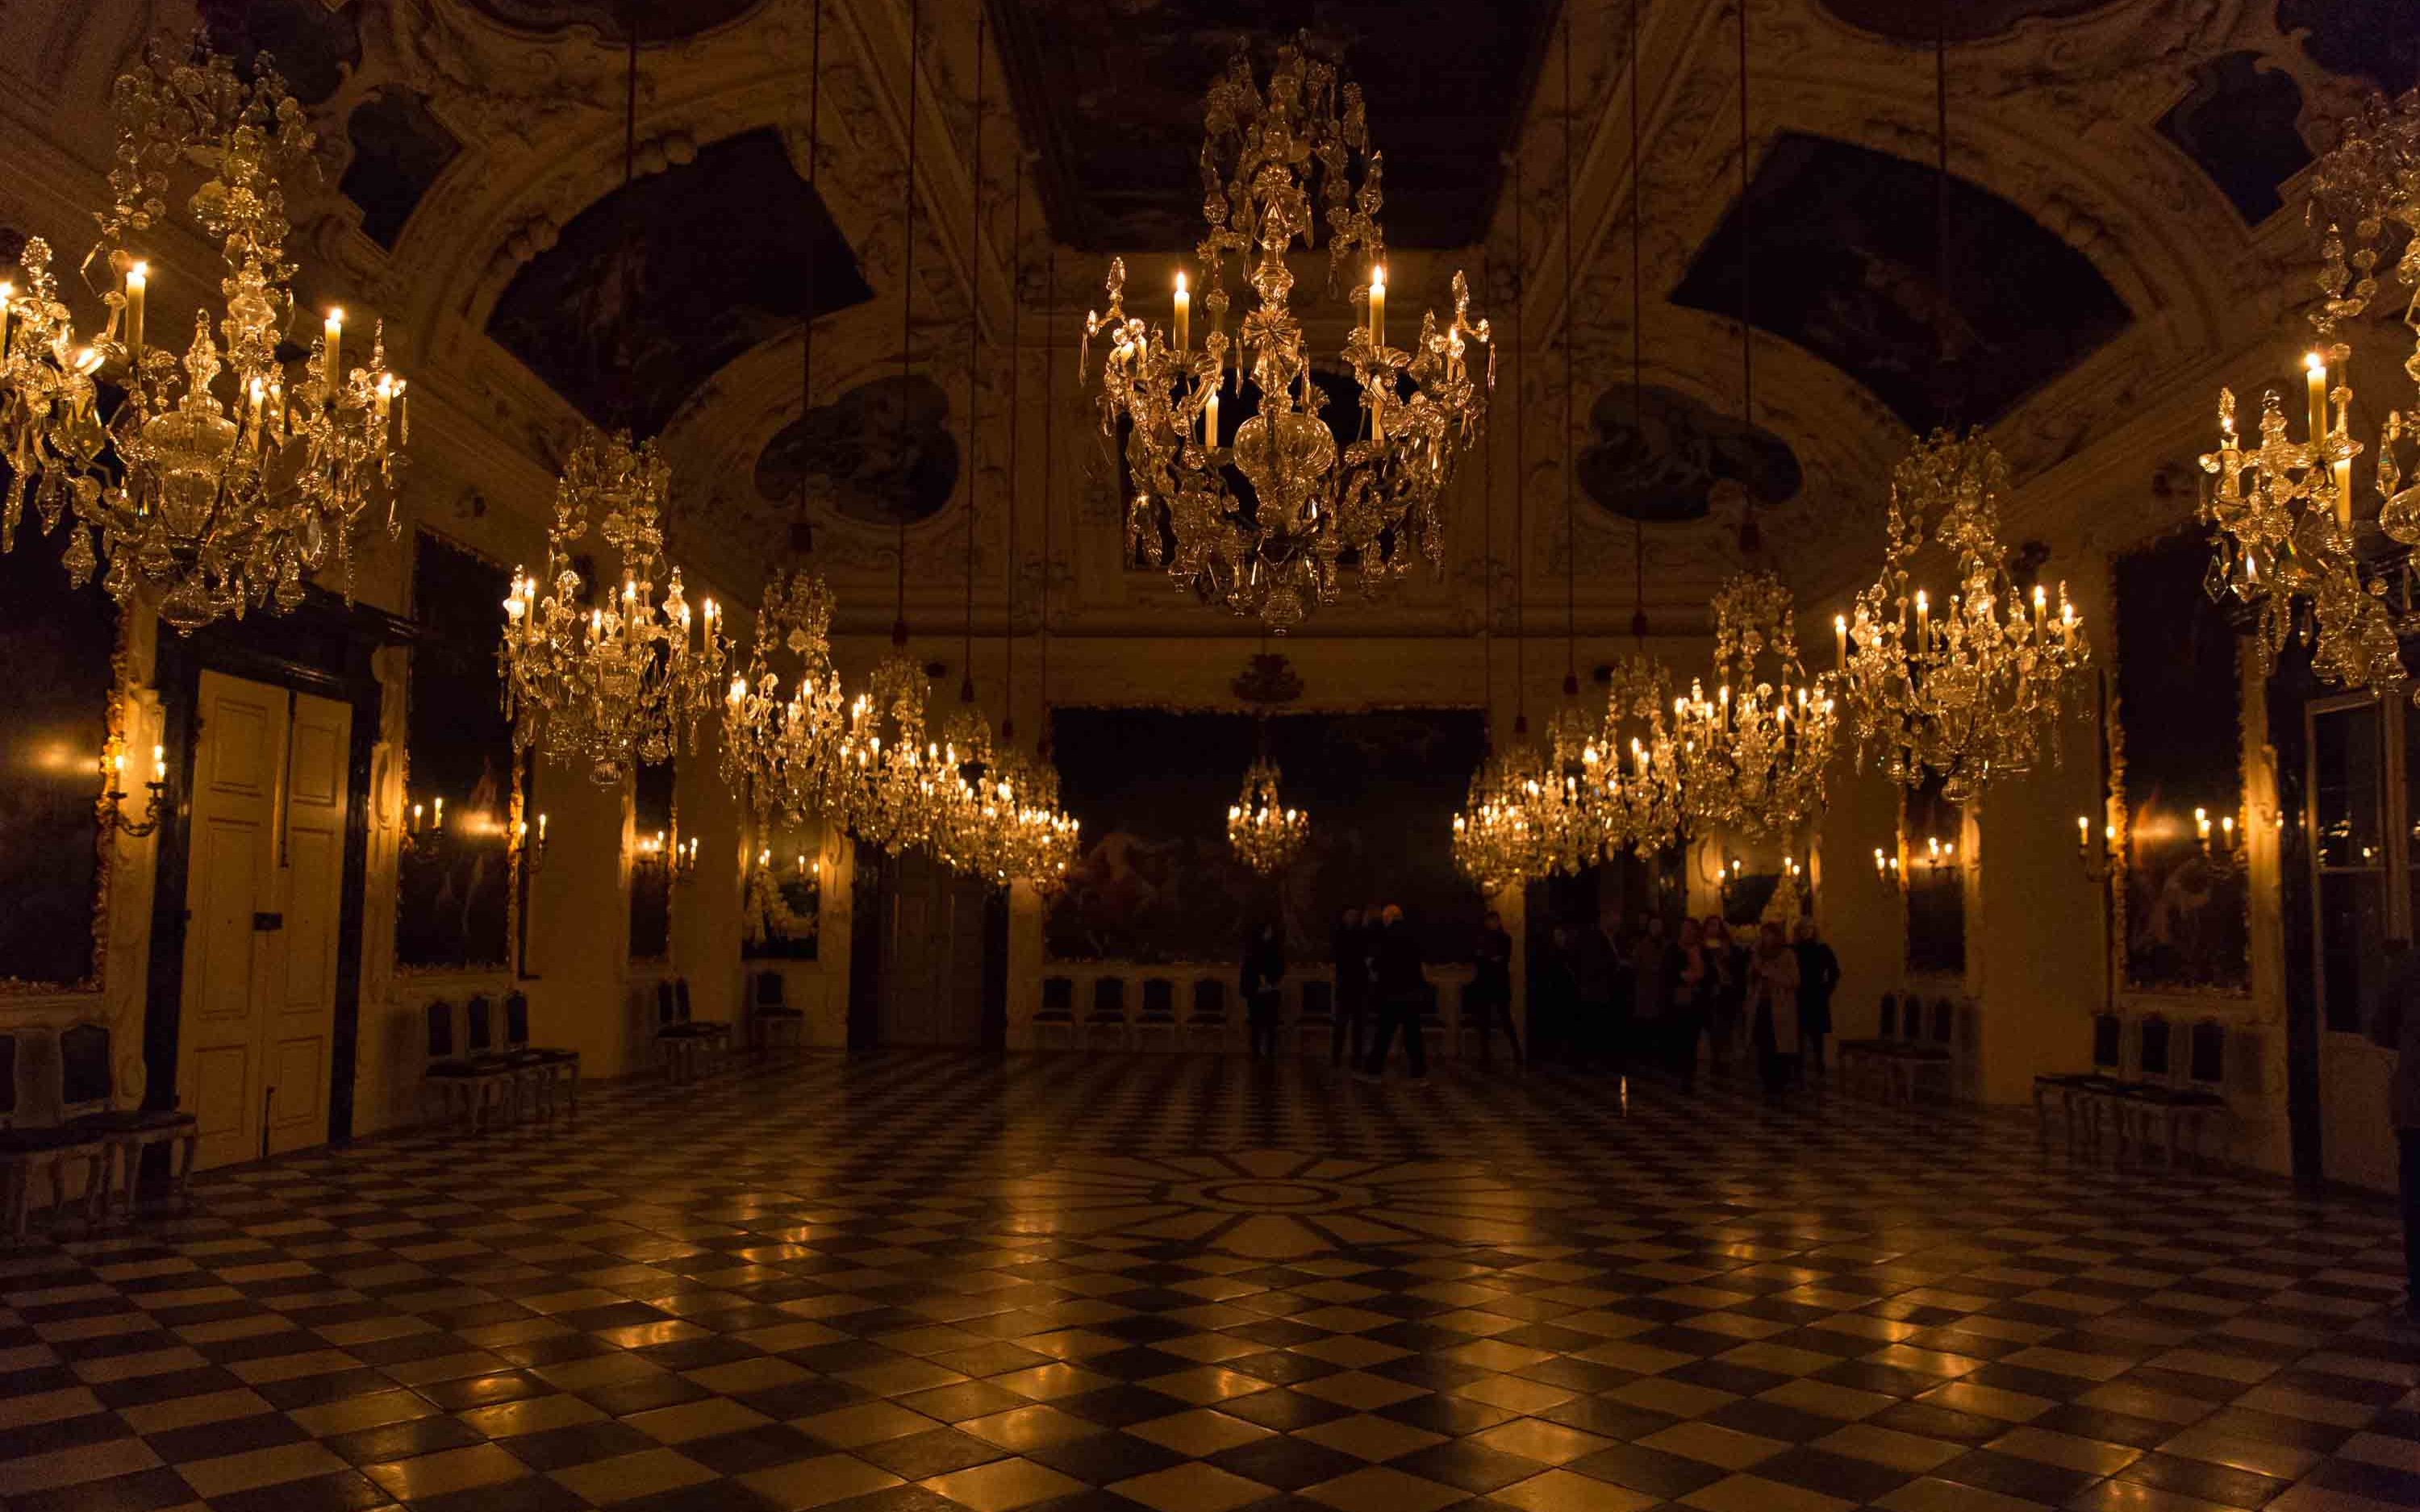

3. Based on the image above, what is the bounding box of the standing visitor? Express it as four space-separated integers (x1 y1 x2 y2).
1571 915 1617 1070
1793 918 1842 1075
1672 918 1708 1089
1630 914 1669 1073
1471 910 1521 1066
2370 939 2420 1327
1704 916 1746 1072
1750 921 1803 1098
1242 918 1285 1060
1330 906 1368 1068
1359 904 1430 1085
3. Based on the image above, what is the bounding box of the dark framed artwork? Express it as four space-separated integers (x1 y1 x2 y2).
743 832 821 960
631 758 673 962
2112 531 2250 993
398 533 515 972
1904 773 1966 976
1045 707 1487 964
0 517 117 992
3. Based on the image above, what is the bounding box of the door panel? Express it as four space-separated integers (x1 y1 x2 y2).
265 693 348 1156
2310 697 2398 1191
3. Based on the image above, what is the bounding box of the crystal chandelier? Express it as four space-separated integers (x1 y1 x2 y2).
0 39 407 634
1837 432 2090 802
1584 655 1684 855
1452 752 1538 897
720 567 845 823
989 744 1082 893
1227 758 1308 875
1672 573 1836 838
1080 36 1494 634
837 652 945 856
499 430 728 786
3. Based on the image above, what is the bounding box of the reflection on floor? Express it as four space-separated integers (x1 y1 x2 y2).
1 1051 2414 1512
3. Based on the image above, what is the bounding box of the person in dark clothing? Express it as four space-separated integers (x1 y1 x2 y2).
1792 918 1842 1075
1534 923 1578 1062
1671 918 1709 1089
1329 907 1369 1067
2370 939 2420 1325
1471 910 1520 1066
1358 905 1430 1083
1704 917 1747 1072
1242 919 1285 1059
1629 915 1669 1073
1571 919 1617 1070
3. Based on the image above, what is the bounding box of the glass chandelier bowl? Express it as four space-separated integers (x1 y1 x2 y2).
1586 654 1684 855
837 652 944 856
720 568 845 825
1534 702 1608 877
1672 573 1836 839
0 40 408 634
989 744 1081 893
499 428 728 788
1080 36 1493 634
1838 431 2090 803
1452 752 1536 897
931 701 1004 879
1227 758 1308 874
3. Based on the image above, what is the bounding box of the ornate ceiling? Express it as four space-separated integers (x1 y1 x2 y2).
0 0 2404 641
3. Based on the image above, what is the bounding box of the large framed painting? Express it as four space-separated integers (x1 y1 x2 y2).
1045 707 1487 965
398 533 515 972
743 826 821 960
0 517 117 992
2112 531 2249 993
631 758 673 962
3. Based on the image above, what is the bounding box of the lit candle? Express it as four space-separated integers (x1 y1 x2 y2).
2334 453 2355 531
1204 388 1219 448
324 308 344 385
411 802 424 831
0 280 13 359
2195 806 2211 844
537 813 547 843
1368 266 1386 347
1914 589 1930 646
1834 613 1848 671
124 261 145 359
394 380 407 444
151 744 164 782
1174 272 1190 353
2305 352 2326 448
2076 814 2089 852
433 796 444 831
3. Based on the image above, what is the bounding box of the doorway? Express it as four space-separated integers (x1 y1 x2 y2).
175 670 354 1168
2305 692 2404 1192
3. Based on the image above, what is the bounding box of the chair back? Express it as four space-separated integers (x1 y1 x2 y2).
2138 1014 2172 1079
1876 992 1897 1038
755 971 785 1010
1901 998 1928 1041
1192 978 1226 1020
59 1021 113 1115
465 995 496 1056
1932 998 1955 1047
0 1031 17 1126
1141 978 1175 1018
427 1000 457 1060
1090 977 1127 1020
504 991 531 1051
657 979 678 1027
1041 976 1074 1013
1300 979 1333 1019
2091 1011 2121 1071
675 977 695 1022
2189 1019 2226 1086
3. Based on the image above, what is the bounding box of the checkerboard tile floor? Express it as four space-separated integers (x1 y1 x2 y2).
2 1051 2414 1512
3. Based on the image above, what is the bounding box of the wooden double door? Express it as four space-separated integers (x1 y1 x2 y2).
174 669 353 1168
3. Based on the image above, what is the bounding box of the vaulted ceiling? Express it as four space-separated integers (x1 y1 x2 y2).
2 0 2408 638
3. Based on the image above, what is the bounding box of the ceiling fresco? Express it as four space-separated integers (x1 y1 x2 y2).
991 0 1557 252
200 0 361 105
2278 0 2419 97
2157 51 2312 226
1671 131 2133 435
1813 1 2114 44
340 90 465 249
461 1 766 42
1578 385 1803 525
753 374 962 528
486 127 873 438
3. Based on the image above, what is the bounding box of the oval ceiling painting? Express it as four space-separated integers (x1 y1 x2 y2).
755 375 961 528
1579 385 1801 524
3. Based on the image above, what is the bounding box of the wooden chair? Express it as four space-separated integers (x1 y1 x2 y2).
59 1022 198 1217
1033 977 1078 1049
423 999 517 1131
502 991 582 1117
1134 977 1182 1051
751 970 806 1056
2117 1015 2230 1168
1186 978 1230 1052
1083 977 1131 1050
0 1031 110 1242
1294 979 1335 1057
654 981 712 1083
2033 1010 2125 1151
676 977 732 1060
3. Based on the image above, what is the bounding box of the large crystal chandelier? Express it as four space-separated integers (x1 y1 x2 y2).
990 744 1081 893
720 568 845 823
2197 88 2420 695
1837 433 2090 802
1228 758 1308 875
501 431 728 786
1081 36 1494 634
1452 753 1538 897
837 652 945 855
1672 573 1836 838
1586 655 1684 854
0 39 407 634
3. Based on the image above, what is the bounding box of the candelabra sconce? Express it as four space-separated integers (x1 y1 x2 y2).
633 829 669 878
645 832 700 885
403 794 447 858
98 743 167 839
2195 806 2247 877
2075 814 2117 884
1717 855 1746 910
1874 846 1904 889
514 811 549 877
1919 836 1959 872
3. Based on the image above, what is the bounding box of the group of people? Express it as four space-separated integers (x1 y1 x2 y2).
1535 914 1841 1095
1243 904 1437 1079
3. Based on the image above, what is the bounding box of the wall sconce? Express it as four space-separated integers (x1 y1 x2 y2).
1873 846 1902 888
2076 814 2115 884
98 743 166 839
1920 835 1959 871
639 831 699 883
2196 806 2246 876
673 835 700 883
403 793 445 857
514 811 549 876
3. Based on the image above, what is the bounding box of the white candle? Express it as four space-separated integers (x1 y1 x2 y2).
1834 614 1847 671
1174 273 1190 353
124 261 145 359
1369 267 1387 347
324 309 344 385
1914 589 1930 647
2305 352 2326 447
1204 389 1219 448
0 281 13 360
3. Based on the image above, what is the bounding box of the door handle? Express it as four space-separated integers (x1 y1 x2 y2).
252 912 284 931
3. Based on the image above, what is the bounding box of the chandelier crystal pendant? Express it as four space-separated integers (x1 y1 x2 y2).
1080 36 1494 634
1672 573 1836 838
1228 757 1309 875
721 568 845 823
1837 432 2090 802
501 431 728 787
0 39 408 634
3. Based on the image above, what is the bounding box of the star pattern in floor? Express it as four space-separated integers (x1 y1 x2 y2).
1 1051 2414 1512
